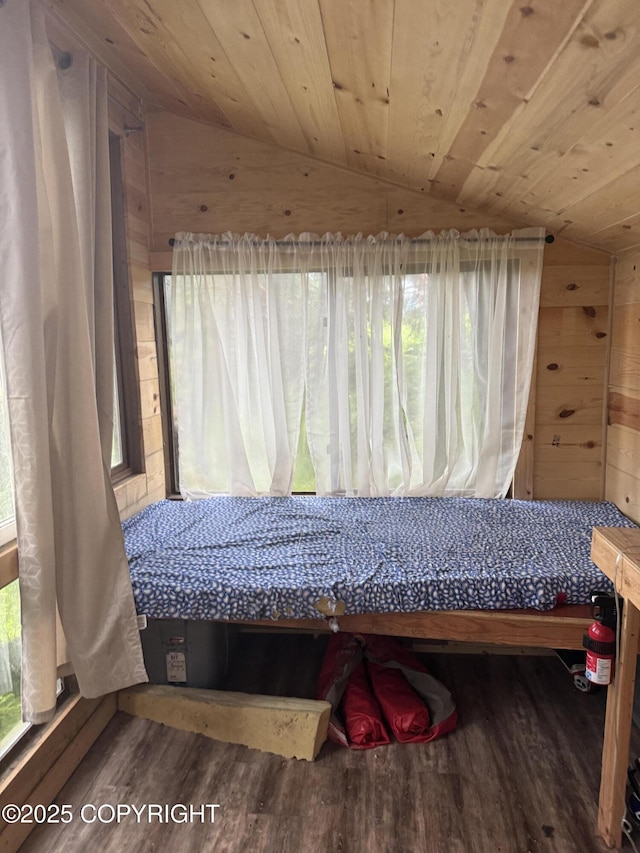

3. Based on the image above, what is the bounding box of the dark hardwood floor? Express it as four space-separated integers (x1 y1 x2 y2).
21 633 637 852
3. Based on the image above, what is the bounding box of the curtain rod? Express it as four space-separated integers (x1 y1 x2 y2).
168 234 554 247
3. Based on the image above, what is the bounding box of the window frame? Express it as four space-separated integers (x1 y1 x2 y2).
153 273 179 497
109 131 143 482
155 255 526 499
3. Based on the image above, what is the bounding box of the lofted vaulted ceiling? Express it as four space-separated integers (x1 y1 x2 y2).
45 0 640 253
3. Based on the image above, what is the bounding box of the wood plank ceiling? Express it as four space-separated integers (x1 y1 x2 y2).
45 0 640 253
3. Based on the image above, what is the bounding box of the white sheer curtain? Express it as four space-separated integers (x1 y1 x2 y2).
169 235 307 496
170 228 544 500
0 1 147 723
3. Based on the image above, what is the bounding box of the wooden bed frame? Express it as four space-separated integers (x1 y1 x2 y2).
231 604 594 651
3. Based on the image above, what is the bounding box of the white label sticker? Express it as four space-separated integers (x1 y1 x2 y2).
166 651 187 683
587 657 612 684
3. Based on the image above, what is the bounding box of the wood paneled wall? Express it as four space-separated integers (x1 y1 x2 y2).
146 112 514 265
534 243 611 501
145 111 611 501
606 251 640 523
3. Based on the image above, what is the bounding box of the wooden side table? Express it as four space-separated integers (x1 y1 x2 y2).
591 527 640 848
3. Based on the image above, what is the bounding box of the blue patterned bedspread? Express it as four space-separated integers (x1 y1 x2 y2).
122 497 636 621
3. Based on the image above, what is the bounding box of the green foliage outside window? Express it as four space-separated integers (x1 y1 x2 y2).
0 581 23 749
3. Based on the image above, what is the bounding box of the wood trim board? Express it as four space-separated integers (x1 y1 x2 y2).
0 694 116 851
590 526 640 848
0 545 18 591
228 605 594 651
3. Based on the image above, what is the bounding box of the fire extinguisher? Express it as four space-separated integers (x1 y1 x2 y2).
583 590 618 686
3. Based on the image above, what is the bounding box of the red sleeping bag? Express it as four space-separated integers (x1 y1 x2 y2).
340 662 391 749
317 632 457 748
367 661 431 743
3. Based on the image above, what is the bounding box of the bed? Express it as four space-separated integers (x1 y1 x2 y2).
122 496 636 650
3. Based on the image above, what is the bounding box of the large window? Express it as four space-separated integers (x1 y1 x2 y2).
158 229 544 500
